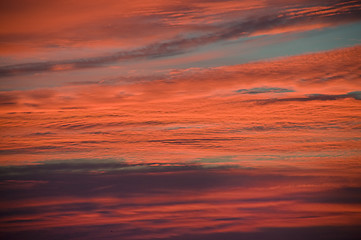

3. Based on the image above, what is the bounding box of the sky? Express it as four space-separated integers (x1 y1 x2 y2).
0 0 361 239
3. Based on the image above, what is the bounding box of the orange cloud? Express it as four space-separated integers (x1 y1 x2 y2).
0 45 360 168
0 3 360 238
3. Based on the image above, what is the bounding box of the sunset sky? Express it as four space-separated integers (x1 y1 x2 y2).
1 0 361 239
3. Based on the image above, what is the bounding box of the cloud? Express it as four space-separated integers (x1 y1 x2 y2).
0 92 18 106
148 137 248 145
0 46 360 165
161 226 361 240
0 161 309 202
1 0 361 77
1 160 361 239
1 2 361 239
28 132 54 136
2 45 360 112
2 225 361 240
251 91 361 104
0 146 64 155
236 87 295 94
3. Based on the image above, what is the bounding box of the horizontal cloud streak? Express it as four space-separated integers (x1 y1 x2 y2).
1 0 361 77
252 91 361 104
237 87 295 94
1 161 361 239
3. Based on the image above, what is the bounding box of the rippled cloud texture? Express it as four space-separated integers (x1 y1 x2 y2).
1 0 361 239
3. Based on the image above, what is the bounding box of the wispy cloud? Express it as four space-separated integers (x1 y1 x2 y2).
1 1 361 239
1 160 360 239
237 87 295 94
0 46 360 163
1 0 360 77
252 91 361 104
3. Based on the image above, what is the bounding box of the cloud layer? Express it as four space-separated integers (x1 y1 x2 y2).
1 0 361 76
1 1 361 239
1 161 361 239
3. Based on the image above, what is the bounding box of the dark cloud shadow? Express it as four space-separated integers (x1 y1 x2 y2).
1 160 360 239
1 224 360 240
236 87 294 94
252 91 361 104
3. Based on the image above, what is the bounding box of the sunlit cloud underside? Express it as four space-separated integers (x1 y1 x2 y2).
1 0 361 239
